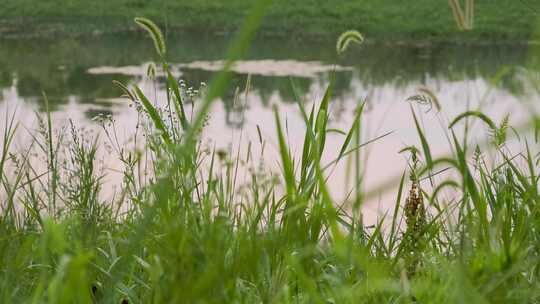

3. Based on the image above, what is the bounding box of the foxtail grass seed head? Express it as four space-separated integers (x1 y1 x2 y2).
134 17 166 58
336 30 364 55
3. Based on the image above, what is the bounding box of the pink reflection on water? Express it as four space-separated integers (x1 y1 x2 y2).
1 64 539 225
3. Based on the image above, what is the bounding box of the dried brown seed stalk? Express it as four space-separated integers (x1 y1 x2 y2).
403 152 426 275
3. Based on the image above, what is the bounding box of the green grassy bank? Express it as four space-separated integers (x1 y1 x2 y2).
0 0 539 42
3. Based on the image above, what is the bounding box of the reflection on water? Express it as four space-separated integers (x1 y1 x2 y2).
88 59 353 78
0 33 535 114
1 32 539 220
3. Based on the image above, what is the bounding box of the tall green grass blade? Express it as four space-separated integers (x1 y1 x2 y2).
338 102 365 160
411 107 433 169
134 85 172 146
388 171 406 252
451 131 488 233
0 110 17 186
273 105 297 198
182 0 271 149
449 111 497 130
524 141 538 196
166 70 188 130
43 93 58 215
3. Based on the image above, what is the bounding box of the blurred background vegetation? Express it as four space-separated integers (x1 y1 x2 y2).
0 0 538 41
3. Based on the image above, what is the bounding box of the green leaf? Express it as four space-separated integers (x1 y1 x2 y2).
273 105 296 198
448 111 497 130
166 70 188 130
411 108 433 169
134 85 171 146
337 102 365 160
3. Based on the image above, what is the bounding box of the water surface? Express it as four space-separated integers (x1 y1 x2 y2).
1 33 539 219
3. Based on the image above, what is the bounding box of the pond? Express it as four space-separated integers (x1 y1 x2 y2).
1 32 539 219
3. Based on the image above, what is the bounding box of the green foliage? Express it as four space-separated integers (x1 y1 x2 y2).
411 108 433 169
0 0 536 41
1 13 540 304
134 85 172 146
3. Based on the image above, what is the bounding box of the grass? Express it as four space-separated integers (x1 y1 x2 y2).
0 0 538 42
2 12 540 304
